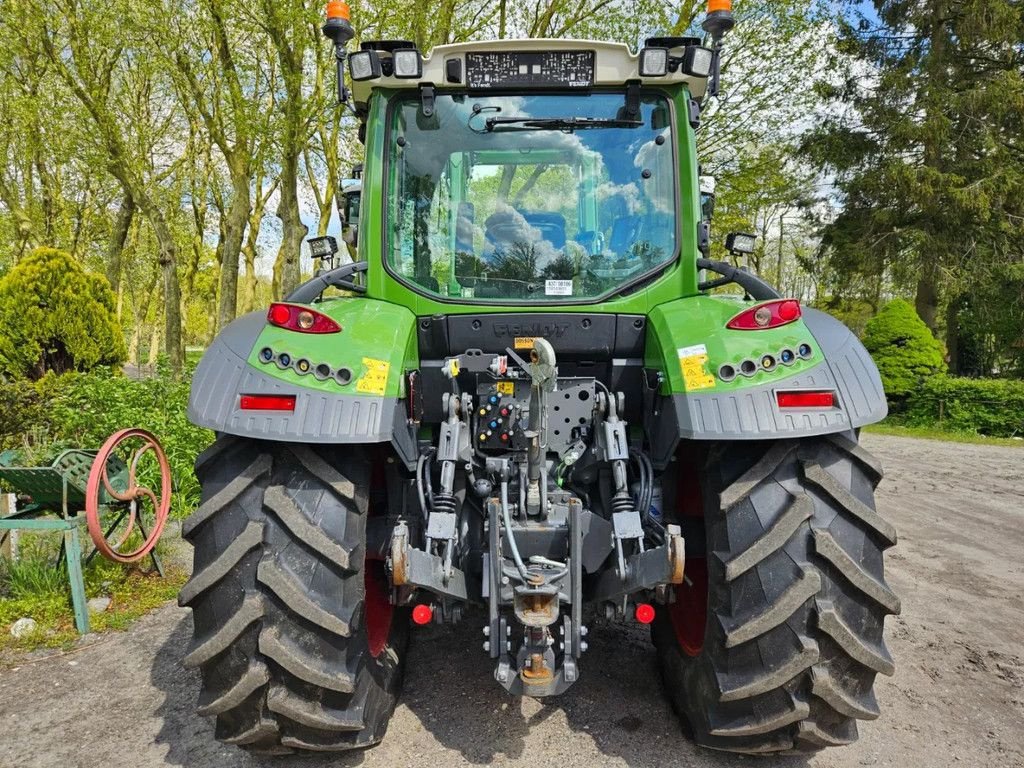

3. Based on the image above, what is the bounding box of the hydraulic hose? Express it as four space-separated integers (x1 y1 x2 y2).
500 479 531 582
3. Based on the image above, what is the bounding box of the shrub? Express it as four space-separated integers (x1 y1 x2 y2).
33 366 213 517
0 379 45 449
904 376 1024 437
863 298 945 399
0 247 127 380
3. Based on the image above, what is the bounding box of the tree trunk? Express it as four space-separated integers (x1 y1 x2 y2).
914 270 939 334
272 155 306 298
945 295 959 375
218 168 250 332
147 210 184 374
105 191 135 293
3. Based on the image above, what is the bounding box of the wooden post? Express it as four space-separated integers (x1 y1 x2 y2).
0 494 16 561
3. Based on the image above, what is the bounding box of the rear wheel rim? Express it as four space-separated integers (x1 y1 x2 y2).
669 556 707 656
364 560 393 658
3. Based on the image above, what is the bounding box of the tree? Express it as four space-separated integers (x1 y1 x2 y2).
862 298 945 399
0 247 126 379
34 0 186 373
804 0 1024 341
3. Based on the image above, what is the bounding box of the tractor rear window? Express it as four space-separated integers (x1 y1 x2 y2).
385 91 677 302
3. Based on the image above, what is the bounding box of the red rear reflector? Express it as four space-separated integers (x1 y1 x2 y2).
411 604 433 625
727 299 802 330
635 603 656 624
239 394 297 411
776 390 835 408
267 303 341 333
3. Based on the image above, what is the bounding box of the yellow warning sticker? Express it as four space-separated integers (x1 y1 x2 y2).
514 337 537 350
678 344 716 391
356 357 391 395
496 380 515 395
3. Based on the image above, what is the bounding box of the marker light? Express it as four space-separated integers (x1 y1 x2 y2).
726 299 802 330
681 46 715 77
240 394 296 411
267 303 341 334
635 603 656 624
776 390 836 409
392 49 423 78
639 47 669 77
349 50 381 81
411 604 434 625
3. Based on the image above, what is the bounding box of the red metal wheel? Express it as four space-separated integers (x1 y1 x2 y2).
85 428 171 563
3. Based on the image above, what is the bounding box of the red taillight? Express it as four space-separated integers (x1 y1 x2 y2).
239 394 297 411
776 390 835 408
635 603 656 624
727 299 802 330
267 303 341 334
411 604 433 625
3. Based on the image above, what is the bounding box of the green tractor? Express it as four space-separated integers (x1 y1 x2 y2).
179 0 898 755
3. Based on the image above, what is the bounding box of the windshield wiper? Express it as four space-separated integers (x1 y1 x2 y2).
484 116 642 133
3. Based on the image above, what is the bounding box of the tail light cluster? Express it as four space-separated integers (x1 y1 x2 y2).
267 303 341 334
726 299 801 330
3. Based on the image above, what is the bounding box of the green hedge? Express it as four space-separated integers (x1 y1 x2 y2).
904 376 1024 437
1 367 213 517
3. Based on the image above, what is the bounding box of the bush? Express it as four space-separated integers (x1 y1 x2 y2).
35 367 214 516
863 298 945 399
0 247 127 380
0 379 45 449
904 376 1024 437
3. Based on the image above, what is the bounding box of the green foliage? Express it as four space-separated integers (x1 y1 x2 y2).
904 376 1024 438
34 367 213 517
0 248 127 380
2 365 211 516
0 531 187 651
0 379 45 449
804 0 1024 349
815 296 876 337
863 299 945 398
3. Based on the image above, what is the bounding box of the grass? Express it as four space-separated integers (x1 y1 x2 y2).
0 532 187 654
864 421 1024 447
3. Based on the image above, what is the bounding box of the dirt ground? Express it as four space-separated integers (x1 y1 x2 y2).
0 433 1022 768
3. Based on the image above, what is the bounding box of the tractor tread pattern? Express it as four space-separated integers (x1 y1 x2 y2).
718 637 819 702
181 439 405 754
809 664 880 720
722 568 821 648
654 437 898 755
183 592 264 668
256 558 353 638
722 495 813 581
264 485 355 570
812 528 901 614
179 521 264 606
183 454 271 538
257 624 357 693
196 660 271 717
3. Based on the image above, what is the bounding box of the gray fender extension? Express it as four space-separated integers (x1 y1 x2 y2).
187 312 417 468
646 308 887 467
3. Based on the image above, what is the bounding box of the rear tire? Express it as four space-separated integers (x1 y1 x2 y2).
653 434 899 754
179 437 407 754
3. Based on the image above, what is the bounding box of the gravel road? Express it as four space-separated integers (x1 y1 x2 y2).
1 434 1022 768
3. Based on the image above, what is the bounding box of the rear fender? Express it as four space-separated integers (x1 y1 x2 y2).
644 298 886 467
187 298 418 467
